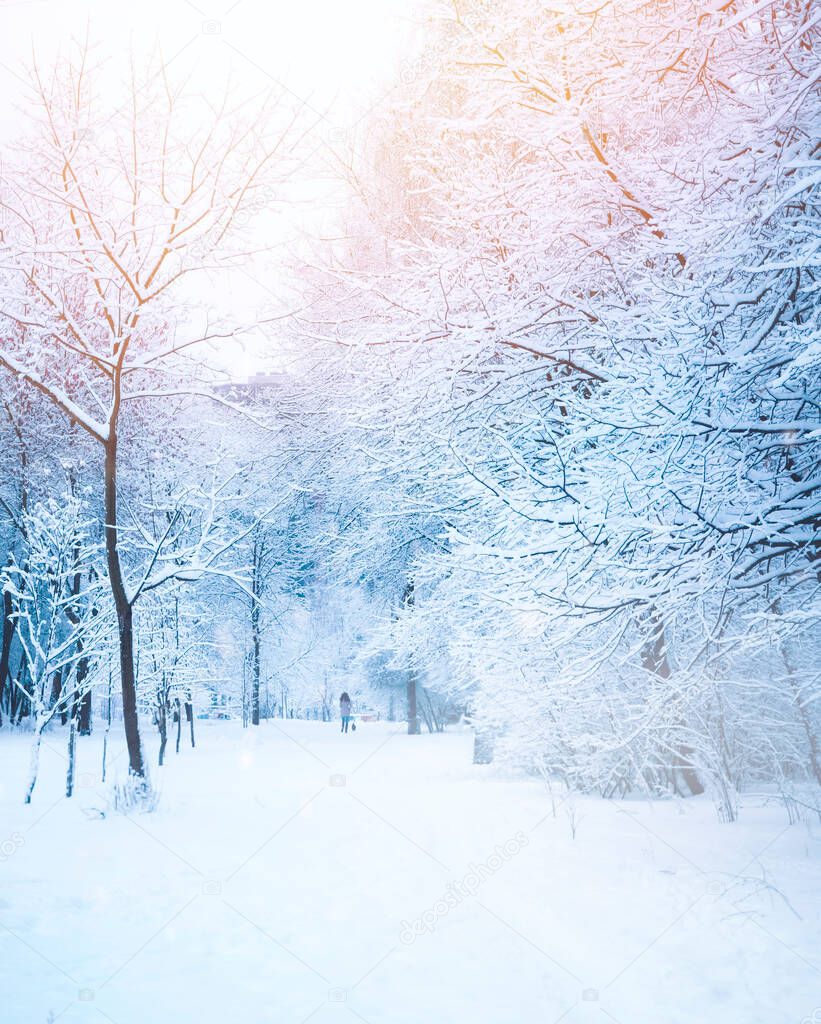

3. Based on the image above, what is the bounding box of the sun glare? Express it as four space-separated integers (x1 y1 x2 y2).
0 0 414 133
0 0 419 379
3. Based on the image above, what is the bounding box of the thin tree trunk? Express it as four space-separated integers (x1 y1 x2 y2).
25 715 45 805
251 601 261 727
250 533 262 726
402 581 420 735
72 653 92 737
186 700 195 748
65 659 89 798
641 612 704 797
65 485 90 742
242 650 249 727
1 404 29 728
782 641 821 786
407 669 420 735
0 584 13 727
104 428 144 777
66 710 77 798
77 688 92 736
157 702 167 767
14 662 29 723
102 669 112 783
423 689 443 733
50 669 64 723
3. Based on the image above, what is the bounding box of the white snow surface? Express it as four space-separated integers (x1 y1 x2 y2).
1 720 819 1023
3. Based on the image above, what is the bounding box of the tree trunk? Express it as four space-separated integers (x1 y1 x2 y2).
64 490 91 739
71 653 90 736
423 689 443 733
105 428 144 777
402 580 420 735
1 409 28 729
77 688 92 736
25 715 45 804
186 700 195 748
250 534 262 726
0 584 13 727
407 669 420 735
251 600 261 727
13 662 29 723
66 710 77 798
50 669 64 722
641 612 704 797
782 641 821 787
157 703 167 767
102 669 113 783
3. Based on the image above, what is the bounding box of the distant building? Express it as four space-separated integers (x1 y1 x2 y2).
214 371 288 402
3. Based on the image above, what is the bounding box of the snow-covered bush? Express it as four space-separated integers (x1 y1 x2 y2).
307 0 821 812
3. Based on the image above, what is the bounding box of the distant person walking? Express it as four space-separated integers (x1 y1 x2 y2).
340 692 352 734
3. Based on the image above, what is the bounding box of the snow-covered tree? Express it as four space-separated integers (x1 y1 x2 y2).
300 0 821 810
2 492 109 802
0 43 312 782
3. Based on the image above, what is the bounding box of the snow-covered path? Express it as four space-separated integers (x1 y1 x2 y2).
1 720 819 1023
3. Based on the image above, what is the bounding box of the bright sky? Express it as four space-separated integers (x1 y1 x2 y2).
0 0 422 376
0 0 415 125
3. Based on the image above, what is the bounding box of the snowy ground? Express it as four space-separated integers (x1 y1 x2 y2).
1 720 819 1024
